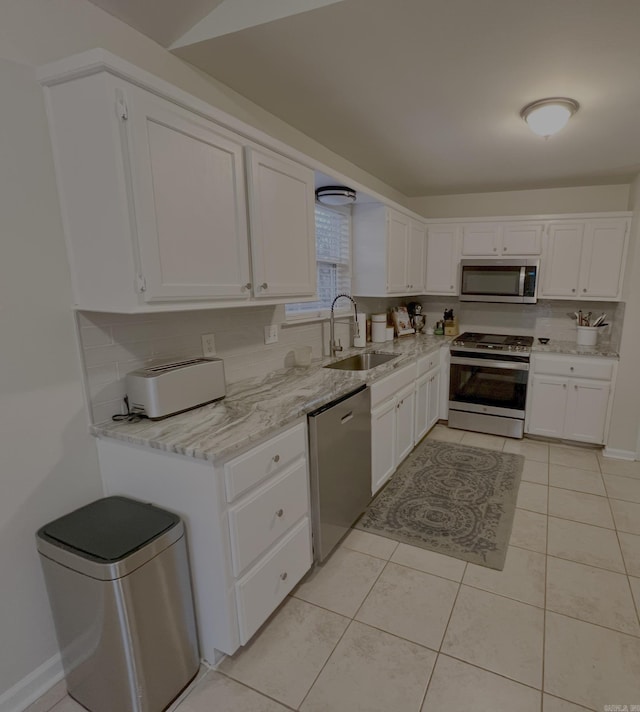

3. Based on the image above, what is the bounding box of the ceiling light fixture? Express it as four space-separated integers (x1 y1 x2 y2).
315 185 357 206
520 97 579 137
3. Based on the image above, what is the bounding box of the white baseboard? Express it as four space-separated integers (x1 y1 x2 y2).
0 653 64 712
602 446 638 461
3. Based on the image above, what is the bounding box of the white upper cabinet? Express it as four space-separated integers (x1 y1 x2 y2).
39 55 317 312
245 148 316 299
126 89 251 302
352 204 426 296
407 219 427 293
461 222 542 256
541 218 629 300
425 225 460 294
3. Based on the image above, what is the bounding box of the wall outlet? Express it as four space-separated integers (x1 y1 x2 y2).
201 333 216 356
264 324 278 344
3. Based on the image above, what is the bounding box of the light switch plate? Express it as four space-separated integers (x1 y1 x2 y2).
201 333 216 356
264 325 278 344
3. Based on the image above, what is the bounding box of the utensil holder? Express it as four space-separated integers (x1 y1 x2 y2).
576 326 598 346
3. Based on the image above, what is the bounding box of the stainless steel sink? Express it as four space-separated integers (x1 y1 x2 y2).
323 351 400 371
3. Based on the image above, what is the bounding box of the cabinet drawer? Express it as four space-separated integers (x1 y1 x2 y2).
533 355 614 381
371 363 417 408
224 423 306 501
417 351 440 377
228 459 309 575
236 517 312 645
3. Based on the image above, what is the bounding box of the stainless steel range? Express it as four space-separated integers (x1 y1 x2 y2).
448 332 533 439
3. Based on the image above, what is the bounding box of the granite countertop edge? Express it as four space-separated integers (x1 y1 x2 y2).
91 334 619 464
531 340 619 358
91 334 452 465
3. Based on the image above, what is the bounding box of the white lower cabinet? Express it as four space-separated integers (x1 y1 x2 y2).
395 384 416 464
371 398 397 495
526 355 616 444
96 420 312 662
370 352 443 495
414 351 442 442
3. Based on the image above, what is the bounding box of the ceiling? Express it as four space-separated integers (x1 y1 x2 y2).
87 0 640 197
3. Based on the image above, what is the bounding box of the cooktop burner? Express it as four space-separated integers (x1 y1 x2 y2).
452 332 533 352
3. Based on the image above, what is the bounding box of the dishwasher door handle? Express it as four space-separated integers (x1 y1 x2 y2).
340 411 354 424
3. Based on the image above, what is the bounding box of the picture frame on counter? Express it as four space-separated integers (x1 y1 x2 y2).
391 306 416 337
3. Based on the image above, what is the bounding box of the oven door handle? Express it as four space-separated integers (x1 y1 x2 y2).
450 356 530 371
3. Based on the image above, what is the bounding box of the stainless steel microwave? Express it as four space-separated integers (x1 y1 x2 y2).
459 259 540 303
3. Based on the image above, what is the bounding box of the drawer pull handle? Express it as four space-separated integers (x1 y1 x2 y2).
276 509 284 518
273 454 280 463
280 572 288 581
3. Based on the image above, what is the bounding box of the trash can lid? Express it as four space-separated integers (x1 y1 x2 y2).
38 496 180 562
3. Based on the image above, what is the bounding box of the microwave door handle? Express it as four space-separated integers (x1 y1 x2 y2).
518 266 526 297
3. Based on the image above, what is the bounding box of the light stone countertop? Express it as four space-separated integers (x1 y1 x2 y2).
91 333 452 464
91 332 620 464
531 339 619 358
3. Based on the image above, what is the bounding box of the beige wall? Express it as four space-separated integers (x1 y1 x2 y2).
0 57 103 707
406 184 631 218
607 175 640 456
0 0 408 706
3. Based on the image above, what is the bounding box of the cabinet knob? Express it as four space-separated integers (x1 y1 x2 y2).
273 454 280 463
572 288 576 292
276 508 284 518
582 288 587 293
570 366 574 371
261 282 268 290
280 572 288 581
450 285 454 289
503 246 507 251
243 282 252 290
563 384 567 389
574 384 578 390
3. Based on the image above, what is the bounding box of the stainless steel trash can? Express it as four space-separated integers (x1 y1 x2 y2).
37 496 200 712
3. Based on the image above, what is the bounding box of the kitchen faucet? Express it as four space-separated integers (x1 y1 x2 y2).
330 294 359 357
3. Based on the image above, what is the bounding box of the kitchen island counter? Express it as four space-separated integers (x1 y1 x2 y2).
91 334 450 464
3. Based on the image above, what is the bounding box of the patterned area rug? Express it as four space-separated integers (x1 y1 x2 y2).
355 439 524 570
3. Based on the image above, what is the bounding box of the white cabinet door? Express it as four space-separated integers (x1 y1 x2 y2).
407 219 427 293
527 374 568 439
414 373 430 443
246 148 316 299
395 384 416 465
426 225 460 294
127 89 251 301
461 223 501 256
579 219 628 300
386 209 411 293
564 379 611 444
502 223 543 255
427 368 441 431
372 398 396 495
540 222 584 298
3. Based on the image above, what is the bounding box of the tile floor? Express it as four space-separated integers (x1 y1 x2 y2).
38 426 640 712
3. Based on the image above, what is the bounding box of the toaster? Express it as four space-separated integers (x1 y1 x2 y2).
125 357 226 419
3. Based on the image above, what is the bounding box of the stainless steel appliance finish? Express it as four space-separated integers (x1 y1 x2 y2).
460 258 539 303
126 356 226 419
37 497 199 712
449 332 533 439
323 351 399 371
308 385 372 562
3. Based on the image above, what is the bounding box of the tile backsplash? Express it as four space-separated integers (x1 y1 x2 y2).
357 297 624 347
77 298 624 424
77 305 351 424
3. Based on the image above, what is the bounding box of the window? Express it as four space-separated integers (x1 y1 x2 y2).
286 203 352 318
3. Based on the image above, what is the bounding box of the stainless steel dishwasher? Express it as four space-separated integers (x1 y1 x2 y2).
308 384 372 562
